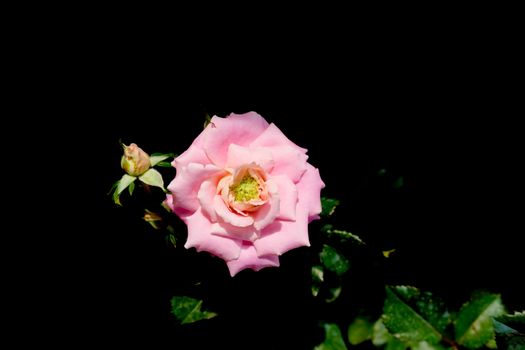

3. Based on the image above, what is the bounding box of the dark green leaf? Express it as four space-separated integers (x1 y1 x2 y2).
156 161 173 168
170 296 217 325
203 113 212 128
166 234 177 248
321 197 340 217
348 317 373 345
320 245 350 276
455 292 504 349
315 323 348 350
382 286 443 346
326 286 342 303
321 224 365 245
393 177 404 189
493 312 525 350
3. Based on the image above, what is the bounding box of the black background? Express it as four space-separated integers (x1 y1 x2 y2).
28 26 522 348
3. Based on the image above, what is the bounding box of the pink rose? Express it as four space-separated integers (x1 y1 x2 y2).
165 112 324 276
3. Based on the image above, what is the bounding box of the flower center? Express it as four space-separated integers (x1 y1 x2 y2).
230 174 259 202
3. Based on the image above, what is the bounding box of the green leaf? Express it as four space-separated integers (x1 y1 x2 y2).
393 176 404 189
156 161 173 168
348 317 373 345
321 197 340 217
170 296 217 325
493 316 525 350
128 181 135 196
315 323 348 350
410 341 447 350
139 168 165 190
166 233 177 248
312 265 324 297
382 286 443 346
111 174 137 205
321 224 365 245
372 319 391 346
149 154 172 166
455 292 505 349
320 245 350 276
326 286 342 303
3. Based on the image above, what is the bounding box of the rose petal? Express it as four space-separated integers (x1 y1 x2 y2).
211 222 259 242
203 112 270 167
263 145 308 183
167 163 225 214
271 175 298 221
197 180 218 222
253 203 310 257
251 122 308 154
184 208 243 261
253 178 280 231
214 195 254 227
226 144 274 172
226 242 280 277
296 164 325 221
172 123 214 170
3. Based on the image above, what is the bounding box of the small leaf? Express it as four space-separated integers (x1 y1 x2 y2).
128 181 135 196
393 176 404 189
166 234 177 248
320 245 350 276
149 154 172 167
372 319 390 346
348 317 373 345
493 316 525 350
377 168 387 176
455 292 505 349
372 320 407 350
312 265 324 283
383 249 396 258
139 168 165 190
156 161 173 168
326 286 342 303
322 225 365 245
170 296 217 325
382 286 443 346
321 197 340 217
411 341 447 350
111 174 137 205
203 113 212 128
315 323 348 350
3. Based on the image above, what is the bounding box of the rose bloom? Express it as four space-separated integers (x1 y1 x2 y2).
165 112 324 276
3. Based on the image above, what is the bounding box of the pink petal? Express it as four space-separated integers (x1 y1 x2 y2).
184 208 242 261
203 112 269 167
226 144 274 172
253 203 310 257
197 180 218 222
264 145 308 183
271 175 298 221
167 163 225 214
171 122 215 170
253 178 280 231
226 242 280 277
172 145 210 172
296 164 325 221
211 222 259 242
250 122 308 154
214 195 254 227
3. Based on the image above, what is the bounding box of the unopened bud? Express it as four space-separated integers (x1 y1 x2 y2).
121 143 150 176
